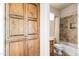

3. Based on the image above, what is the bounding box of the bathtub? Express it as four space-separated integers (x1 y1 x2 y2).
60 42 77 56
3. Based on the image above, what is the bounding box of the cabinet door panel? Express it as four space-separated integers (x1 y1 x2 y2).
9 3 24 16
28 4 38 18
9 41 24 56
28 39 39 56
9 18 24 36
28 21 38 34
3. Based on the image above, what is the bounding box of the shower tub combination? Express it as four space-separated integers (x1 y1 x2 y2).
54 42 78 56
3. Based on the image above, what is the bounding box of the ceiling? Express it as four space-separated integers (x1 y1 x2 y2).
50 3 74 10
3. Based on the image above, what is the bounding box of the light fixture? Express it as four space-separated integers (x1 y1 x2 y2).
50 13 54 21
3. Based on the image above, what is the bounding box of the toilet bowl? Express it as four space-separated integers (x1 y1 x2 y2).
54 44 64 55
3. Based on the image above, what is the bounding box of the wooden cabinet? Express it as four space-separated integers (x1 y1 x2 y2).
6 3 40 56
50 40 54 56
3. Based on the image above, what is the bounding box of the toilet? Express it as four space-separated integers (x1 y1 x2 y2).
54 44 64 56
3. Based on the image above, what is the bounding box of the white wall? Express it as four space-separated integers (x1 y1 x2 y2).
50 6 60 42
50 6 60 17
40 3 50 56
0 4 5 56
61 4 77 18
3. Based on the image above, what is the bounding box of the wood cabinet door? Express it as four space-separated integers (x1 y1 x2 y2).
6 3 27 56
27 4 40 56
6 3 40 56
